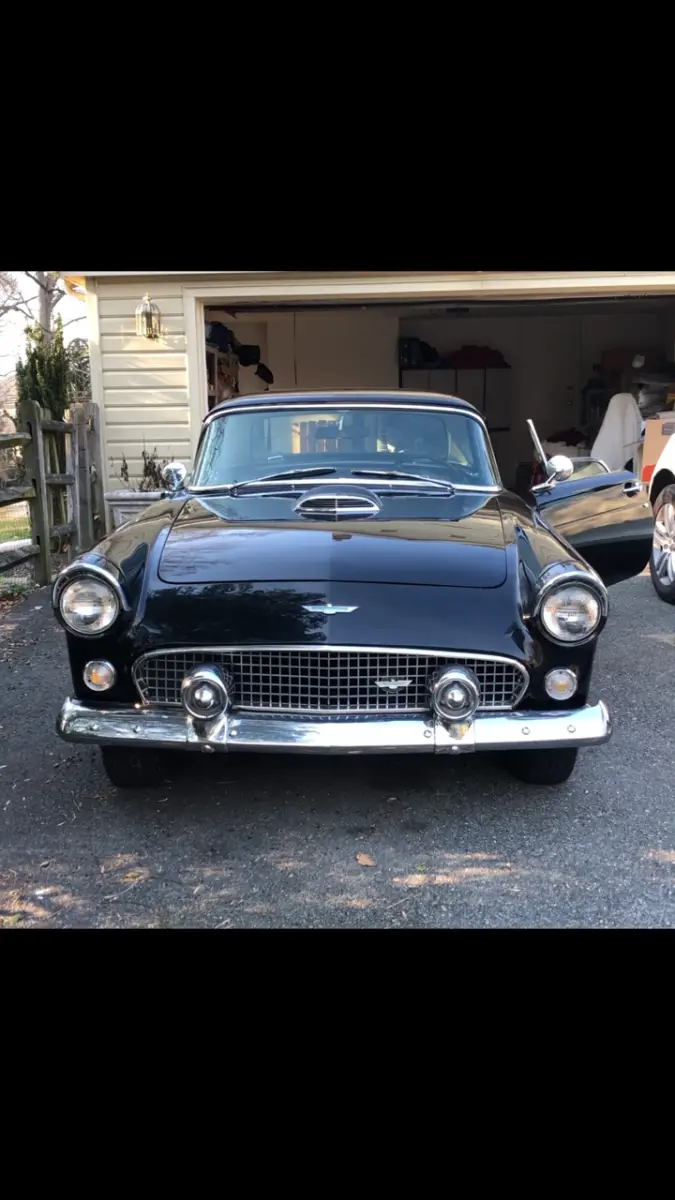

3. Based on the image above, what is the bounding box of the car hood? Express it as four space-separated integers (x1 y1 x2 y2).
157 492 507 588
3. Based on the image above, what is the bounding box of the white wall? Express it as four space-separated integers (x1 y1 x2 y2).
400 309 675 482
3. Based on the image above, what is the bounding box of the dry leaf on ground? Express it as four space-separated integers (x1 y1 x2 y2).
355 852 376 867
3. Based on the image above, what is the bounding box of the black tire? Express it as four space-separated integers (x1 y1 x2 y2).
506 747 578 786
100 745 169 789
650 483 675 605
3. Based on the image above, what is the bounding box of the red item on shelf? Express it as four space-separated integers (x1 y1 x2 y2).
447 344 510 369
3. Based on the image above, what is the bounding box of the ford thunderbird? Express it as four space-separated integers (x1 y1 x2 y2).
53 390 653 788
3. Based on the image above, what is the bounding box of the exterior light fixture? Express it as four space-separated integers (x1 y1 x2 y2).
135 294 161 339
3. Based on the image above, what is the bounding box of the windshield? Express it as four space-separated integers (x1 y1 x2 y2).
190 405 499 489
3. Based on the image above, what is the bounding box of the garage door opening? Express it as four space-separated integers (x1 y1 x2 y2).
201 295 675 490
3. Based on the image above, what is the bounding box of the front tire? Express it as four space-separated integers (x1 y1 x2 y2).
506 747 578 785
650 483 675 604
100 746 168 789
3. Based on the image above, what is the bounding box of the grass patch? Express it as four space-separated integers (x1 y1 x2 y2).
0 513 31 542
0 578 33 601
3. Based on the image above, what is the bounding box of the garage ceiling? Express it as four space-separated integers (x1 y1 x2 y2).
223 296 675 320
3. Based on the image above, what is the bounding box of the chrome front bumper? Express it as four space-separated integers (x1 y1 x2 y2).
56 699 612 754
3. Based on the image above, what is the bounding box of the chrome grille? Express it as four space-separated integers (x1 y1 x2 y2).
133 647 529 714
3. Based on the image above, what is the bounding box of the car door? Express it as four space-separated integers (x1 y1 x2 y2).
534 469 654 586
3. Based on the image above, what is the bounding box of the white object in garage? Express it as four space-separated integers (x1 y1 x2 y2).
591 392 643 471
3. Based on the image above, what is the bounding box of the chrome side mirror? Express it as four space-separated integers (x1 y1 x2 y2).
161 461 188 492
547 454 574 483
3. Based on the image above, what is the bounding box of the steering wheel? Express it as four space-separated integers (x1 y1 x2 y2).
397 455 483 484
395 453 448 466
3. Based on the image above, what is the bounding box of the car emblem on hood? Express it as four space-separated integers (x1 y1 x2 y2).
375 679 413 691
302 604 358 614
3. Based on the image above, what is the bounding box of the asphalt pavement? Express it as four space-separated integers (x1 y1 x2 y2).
1 575 674 928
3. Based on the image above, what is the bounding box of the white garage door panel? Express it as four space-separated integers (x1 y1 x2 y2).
456 370 485 411
294 311 399 390
485 369 511 429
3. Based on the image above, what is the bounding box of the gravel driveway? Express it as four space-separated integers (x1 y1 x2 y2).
1 576 673 928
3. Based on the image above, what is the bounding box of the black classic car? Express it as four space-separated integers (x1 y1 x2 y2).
52 390 654 789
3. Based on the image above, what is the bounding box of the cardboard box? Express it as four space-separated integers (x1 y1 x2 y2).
642 412 675 484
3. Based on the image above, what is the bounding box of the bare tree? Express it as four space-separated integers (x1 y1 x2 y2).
25 271 65 341
1 271 86 341
0 271 29 325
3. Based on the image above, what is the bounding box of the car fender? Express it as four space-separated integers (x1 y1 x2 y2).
649 432 675 505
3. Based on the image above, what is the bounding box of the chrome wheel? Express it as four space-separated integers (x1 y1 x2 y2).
652 501 675 584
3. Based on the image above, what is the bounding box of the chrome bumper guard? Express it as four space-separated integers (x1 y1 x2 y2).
56 699 612 754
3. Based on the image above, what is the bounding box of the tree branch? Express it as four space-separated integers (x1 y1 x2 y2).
61 315 87 328
24 271 47 291
0 298 38 319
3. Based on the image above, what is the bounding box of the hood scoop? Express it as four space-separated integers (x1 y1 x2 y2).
294 485 382 520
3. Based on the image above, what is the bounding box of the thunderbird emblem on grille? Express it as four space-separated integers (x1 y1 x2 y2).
375 679 413 691
302 605 358 614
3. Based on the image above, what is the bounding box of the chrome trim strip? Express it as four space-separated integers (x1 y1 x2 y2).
131 645 531 712
56 698 612 754
302 605 359 614
188 480 502 495
294 490 382 517
132 643 531 664
204 400 488 426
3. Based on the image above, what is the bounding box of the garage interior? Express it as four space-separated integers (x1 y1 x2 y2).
202 296 675 490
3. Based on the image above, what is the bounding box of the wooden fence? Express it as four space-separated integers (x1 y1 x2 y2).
0 399 104 584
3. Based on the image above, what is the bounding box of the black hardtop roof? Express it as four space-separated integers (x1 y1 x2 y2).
206 388 480 421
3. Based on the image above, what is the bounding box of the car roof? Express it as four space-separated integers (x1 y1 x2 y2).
206 389 480 420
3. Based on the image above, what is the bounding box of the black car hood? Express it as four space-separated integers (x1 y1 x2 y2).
157 492 507 588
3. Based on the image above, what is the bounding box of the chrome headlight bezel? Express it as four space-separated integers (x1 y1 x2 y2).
533 565 608 646
53 564 128 638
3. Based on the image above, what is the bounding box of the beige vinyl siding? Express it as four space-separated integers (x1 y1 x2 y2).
94 281 190 490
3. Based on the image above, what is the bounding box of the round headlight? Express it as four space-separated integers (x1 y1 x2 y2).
540 584 601 643
60 577 120 635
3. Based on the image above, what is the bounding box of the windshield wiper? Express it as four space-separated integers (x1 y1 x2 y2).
245 466 338 484
350 469 455 492
190 465 456 496
190 467 338 495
